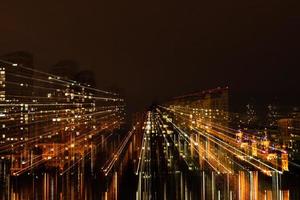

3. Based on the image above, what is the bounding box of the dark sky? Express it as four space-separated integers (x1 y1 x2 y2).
0 1 299 112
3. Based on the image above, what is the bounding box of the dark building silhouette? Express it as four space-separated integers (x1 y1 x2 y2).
0 51 34 99
50 60 79 80
75 70 96 87
1 51 34 67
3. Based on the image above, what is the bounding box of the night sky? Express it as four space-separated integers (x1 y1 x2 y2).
0 1 299 112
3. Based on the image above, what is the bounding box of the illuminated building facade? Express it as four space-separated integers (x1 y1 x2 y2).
167 86 229 125
0 52 35 144
278 118 300 162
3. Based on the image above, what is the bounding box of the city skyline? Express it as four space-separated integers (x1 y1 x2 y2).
0 60 299 199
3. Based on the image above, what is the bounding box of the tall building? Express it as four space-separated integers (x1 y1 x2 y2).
278 118 300 162
0 52 35 143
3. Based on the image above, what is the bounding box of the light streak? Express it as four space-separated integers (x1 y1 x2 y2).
0 59 125 176
158 103 285 175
